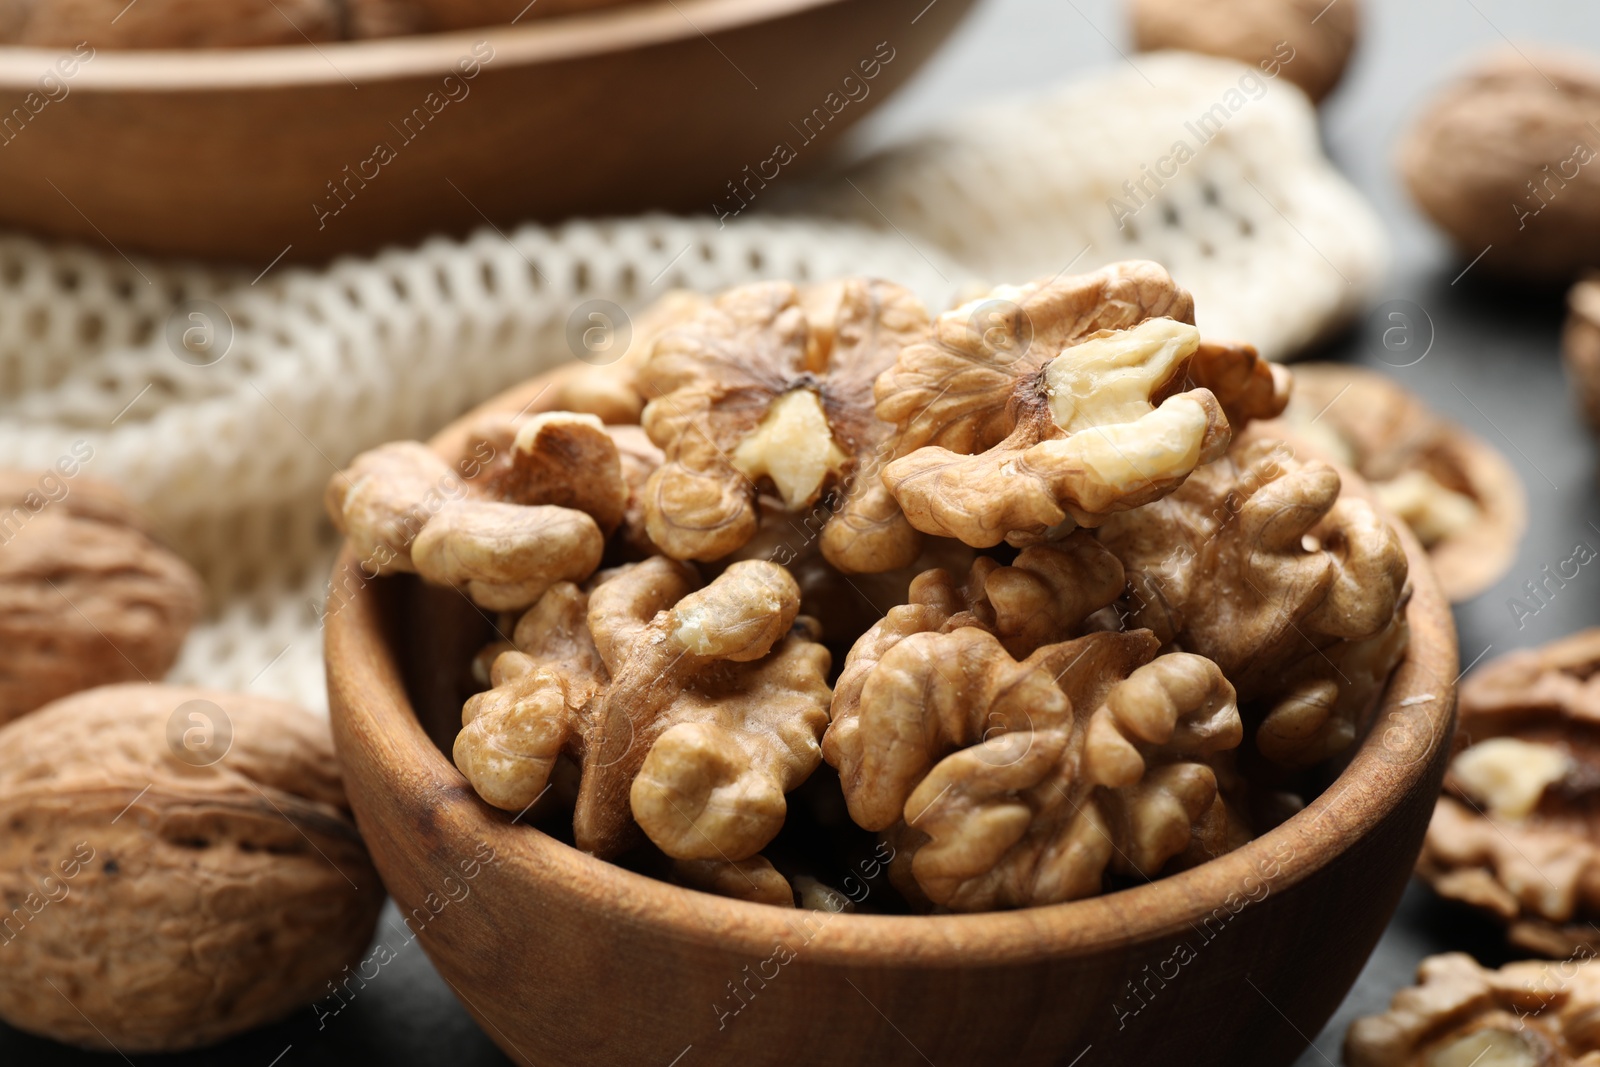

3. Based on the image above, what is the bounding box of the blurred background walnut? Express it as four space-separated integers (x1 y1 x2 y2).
1418 630 1600 957
0 684 383 1052
1265 363 1526 603
1399 47 1600 281
0 0 340 47
1346 952 1600 1066
1564 276 1600 432
0 469 203 726
1129 0 1361 103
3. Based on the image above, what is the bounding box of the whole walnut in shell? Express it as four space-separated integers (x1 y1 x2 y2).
1098 429 1411 767
874 261 1287 550
454 557 832 879
638 278 931 574
1418 630 1600 958
1130 0 1360 103
0 684 384 1052
1400 47 1600 281
1267 363 1526 602
1347 952 1600 1067
0 469 203 726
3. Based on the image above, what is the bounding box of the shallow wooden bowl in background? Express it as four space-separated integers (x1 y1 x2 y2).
0 0 973 265
326 368 1460 1067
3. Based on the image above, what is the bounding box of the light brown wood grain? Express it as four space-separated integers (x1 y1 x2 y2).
326 368 1460 1067
0 0 973 264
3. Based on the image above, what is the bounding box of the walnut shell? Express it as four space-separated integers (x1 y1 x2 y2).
0 684 384 1053
1130 0 1360 103
0 470 204 725
1399 47 1600 281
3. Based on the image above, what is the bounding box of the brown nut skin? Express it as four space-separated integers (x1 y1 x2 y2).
671 856 795 908
1346 952 1600 1067
1418 630 1600 958
639 278 930 573
455 558 833 867
0 684 384 1053
875 261 1283 549
0 471 203 726
1129 0 1360 103
411 499 604 612
1564 276 1600 432
1098 429 1411 767
1266 363 1526 603
905 640 1243 911
1399 47 1600 282
0 0 339 46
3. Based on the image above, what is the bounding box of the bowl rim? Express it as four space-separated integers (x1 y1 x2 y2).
0 0 842 90
326 373 1460 969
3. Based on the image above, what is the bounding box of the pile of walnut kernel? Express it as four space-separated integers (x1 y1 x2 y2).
330 261 1416 913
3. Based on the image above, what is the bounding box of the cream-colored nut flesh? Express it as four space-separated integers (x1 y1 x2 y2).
730 388 850 510
1427 1030 1539 1067
1375 469 1480 548
1043 317 1202 432
1451 737 1571 820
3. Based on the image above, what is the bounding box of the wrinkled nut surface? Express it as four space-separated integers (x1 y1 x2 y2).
1399 47 1600 281
1269 363 1525 603
330 412 641 609
0 470 203 725
876 261 1286 548
1346 952 1600 1067
0 684 384 1053
1130 0 1360 103
1418 630 1600 957
1564 277 1600 433
455 558 832 864
1099 430 1411 767
822 537 1243 910
715 495 976 647
639 278 931 573
411 500 604 612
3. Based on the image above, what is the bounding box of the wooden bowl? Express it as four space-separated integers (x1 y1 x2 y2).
326 369 1460 1067
0 0 973 265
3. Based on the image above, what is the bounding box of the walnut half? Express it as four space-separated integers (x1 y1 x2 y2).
1418 630 1600 957
454 558 833 866
875 261 1286 550
1347 952 1600 1066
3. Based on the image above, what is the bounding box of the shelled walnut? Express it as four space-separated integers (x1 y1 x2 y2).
1564 276 1600 432
1347 952 1600 1066
454 558 832 879
1266 363 1526 602
638 278 930 573
1399 47 1600 281
822 538 1245 910
874 261 1287 549
1418 630 1600 957
326 411 649 609
1130 0 1361 103
1099 427 1411 767
0 684 384 1052
0 469 203 725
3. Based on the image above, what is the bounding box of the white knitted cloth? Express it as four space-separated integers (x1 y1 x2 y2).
0 57 1385 715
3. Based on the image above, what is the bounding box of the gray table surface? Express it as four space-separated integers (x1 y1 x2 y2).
5 0 1599 1063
